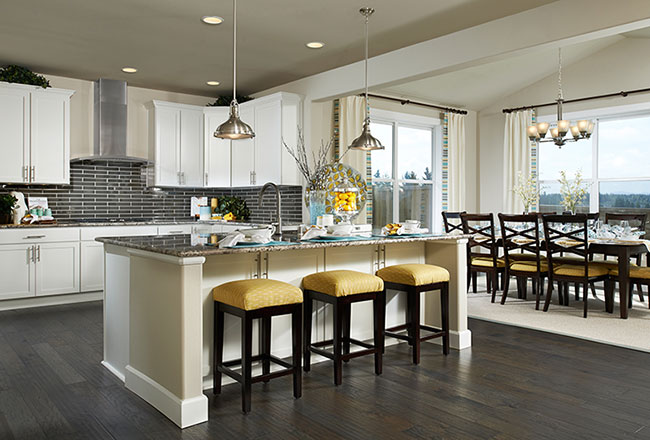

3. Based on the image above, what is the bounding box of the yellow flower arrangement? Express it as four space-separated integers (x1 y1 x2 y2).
558 170 588 213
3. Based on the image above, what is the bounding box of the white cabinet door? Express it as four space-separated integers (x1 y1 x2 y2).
204 108 231 187
179 108 204 187
157 224 193 235
155 106 180 186
230 106 255 186
0 244 35 300
35 242 80 296
254 98 282 184
80 241 104 292
30 89 70 184
0 86 30 183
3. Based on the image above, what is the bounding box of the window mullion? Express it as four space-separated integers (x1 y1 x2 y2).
392 122 399 222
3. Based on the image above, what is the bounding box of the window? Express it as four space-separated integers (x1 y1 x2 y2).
369 110 441 231
538 113 650 233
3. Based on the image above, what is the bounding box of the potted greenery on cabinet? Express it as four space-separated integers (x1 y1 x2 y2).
0 194 17 224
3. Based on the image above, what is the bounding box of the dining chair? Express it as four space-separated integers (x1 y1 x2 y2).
542 214 611 318
460 213 505 302
442 211 465 234
498 213 547 309
603 213 648 302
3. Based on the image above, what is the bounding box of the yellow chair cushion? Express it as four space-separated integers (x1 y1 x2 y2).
609 267 650 279
212 279 303 311
510 260 549 273
471 256 505 268
303 270 384 297
376 264 449 286
553 264 609 278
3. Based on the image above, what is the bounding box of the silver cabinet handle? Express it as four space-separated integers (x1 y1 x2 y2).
22 166 28 182
36 245 41 262
167 230 184 234
30 166 35 182
24 235 45 239
27 246 32 264
177 171 181 185
182 172 186 185
205 172 208 186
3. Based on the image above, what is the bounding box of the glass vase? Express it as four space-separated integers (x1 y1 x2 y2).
305 188 327 226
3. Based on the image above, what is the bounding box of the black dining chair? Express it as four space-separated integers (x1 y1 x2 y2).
461 213 505 301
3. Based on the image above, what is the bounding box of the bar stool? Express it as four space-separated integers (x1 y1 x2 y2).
302 270 385 386
212 279 303 413
376 264 450 364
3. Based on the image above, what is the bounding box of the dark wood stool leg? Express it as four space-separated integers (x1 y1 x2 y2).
574 282 580 301
333 299 343 386
213 302 224 395
291 305 302 399
261 316 271 382
373 291 384 375
535 276 542 310
241 314 253 414
471 272 477 293
441 282 449 355
303 294 312 372
342 302 351 362
411 287 421 365
486 272 492 294
500 274 510 304
406 288 414 345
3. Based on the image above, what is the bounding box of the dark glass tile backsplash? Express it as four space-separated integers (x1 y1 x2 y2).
2 161 304 224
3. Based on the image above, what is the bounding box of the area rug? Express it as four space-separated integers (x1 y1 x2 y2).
467 281 650 352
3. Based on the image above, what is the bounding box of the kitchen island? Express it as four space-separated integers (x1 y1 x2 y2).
98 233 470 428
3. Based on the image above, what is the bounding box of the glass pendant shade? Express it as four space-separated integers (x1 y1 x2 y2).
349 121 383 151
215 101 255 139
536 122 549 137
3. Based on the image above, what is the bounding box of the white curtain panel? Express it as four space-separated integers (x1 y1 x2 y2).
447 112 466 212
502 109 533 213
338 95 367 224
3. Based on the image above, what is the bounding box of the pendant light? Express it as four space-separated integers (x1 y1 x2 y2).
349 8 384 151
214 0 255 140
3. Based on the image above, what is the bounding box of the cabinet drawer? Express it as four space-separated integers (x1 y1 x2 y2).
157 224 193 235
0 227 80 244
80 226 159 241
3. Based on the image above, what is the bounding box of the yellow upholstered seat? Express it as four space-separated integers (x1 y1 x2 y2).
609 266 650 279
212 279 303 311
553 264 609 278
376 264 449 286
303 270 384 297
510 260 549 273
471 256 505 268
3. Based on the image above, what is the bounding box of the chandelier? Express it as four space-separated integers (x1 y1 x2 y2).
527 48 594 147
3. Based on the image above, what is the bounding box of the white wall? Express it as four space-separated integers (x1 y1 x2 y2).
478 37 650 213
47 75 214 159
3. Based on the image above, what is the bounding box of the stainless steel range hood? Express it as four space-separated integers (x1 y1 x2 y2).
72 79 151 163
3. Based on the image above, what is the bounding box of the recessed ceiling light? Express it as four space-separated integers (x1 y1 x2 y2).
306 41 325 49
206 81 220 86
202 15 224 25
121 67 137 73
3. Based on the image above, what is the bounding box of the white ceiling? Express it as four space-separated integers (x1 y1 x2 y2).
0 0 556 96
378 36 625 111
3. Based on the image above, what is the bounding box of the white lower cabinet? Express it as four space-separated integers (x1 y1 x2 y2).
0 244 36 300
36 242 80 296
81 241 105 292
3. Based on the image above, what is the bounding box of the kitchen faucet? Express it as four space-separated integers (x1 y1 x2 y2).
259 182 282 239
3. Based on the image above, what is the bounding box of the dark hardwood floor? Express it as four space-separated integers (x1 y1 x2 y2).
1 301 650 439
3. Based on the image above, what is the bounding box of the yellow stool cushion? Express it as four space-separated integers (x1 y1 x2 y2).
510 260 550 273
471 256 505 268
553 264 609 278
609 266 650 279
303 270 384 297
212 279 303 311
376 264 449 286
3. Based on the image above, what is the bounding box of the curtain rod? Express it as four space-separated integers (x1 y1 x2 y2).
502 87 650 114
359 93 468 115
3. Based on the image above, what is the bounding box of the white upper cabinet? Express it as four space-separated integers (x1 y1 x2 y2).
149 101 204 187
253 98 282 184
230 105 256 186
204 107 231 187
0 82 73 184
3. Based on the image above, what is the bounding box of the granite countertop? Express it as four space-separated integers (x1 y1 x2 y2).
97 233 470 258
0 220 266 229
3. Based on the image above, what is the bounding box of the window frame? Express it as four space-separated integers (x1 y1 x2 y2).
537 104 650 213
369 108 442 231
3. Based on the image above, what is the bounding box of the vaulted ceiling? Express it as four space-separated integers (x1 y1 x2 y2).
0 0 555 96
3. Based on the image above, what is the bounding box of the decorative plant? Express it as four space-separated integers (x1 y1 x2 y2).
282 127 336 190
513 171 542 213
217 196 250 221
207 95 253 107
558 170 588 213
0 65 50 88
0 194 17 218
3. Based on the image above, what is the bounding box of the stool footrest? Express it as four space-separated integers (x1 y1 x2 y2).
309 338 379 361
219 354 296 384
386 324 445 343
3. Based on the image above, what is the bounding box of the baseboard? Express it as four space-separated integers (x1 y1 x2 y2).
101 360 125 382
125 365 208 428
0 291 103 311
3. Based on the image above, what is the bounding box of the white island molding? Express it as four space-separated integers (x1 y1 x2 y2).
100 234 470 428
